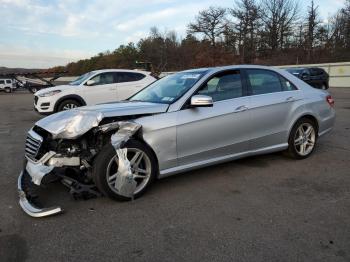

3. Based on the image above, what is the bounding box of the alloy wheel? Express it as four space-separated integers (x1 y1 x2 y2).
294 123 316 156
62 103 78 110
106 148 152 195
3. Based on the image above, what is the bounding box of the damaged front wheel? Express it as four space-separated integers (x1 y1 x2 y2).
92 140 157 200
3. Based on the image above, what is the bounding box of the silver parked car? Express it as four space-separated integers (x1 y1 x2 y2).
18 65 335 217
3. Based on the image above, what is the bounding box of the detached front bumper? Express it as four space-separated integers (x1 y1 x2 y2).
17 170 63 218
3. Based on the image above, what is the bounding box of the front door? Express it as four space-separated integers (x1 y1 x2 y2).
176 70 252 166
83 72 118 105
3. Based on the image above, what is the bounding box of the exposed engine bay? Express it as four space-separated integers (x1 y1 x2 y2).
18 108 151 217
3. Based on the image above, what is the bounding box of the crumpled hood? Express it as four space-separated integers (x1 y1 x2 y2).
35 101 169 139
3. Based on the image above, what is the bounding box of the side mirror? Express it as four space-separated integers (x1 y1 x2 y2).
190 95 213 107
86 80 96 86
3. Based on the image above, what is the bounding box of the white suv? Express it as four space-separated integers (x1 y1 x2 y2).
34 69 157 114
0 78 15 93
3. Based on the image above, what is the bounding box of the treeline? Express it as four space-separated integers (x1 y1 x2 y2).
52 0 350 75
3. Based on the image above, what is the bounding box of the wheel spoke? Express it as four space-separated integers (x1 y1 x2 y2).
130 151 144 166
300 143 306 154
307 140 314 146
129 151 140 164
298 126 304 136
294 137 303 145
305 126 313 137
135 168 148 174
108 173 118 182
133 174 147 179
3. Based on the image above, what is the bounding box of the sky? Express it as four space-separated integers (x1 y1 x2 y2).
0 0 346 69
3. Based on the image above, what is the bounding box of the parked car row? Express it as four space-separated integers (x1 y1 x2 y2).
18 65 336 217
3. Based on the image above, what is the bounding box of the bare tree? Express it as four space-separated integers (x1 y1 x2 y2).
188 6 227 47
230 0 261 63
261 0 300 50
305 0 320 60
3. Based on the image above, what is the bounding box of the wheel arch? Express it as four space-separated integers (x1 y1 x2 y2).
134 130 160 178
288 113 319 139
54 95 87 112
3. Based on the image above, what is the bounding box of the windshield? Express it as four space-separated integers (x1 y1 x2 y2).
69 71 95 86
129 70 208 104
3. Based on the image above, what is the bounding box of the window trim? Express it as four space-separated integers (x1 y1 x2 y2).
181 69 248 110
242 68 298 96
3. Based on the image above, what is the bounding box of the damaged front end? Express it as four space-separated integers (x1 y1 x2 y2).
18 117 142 218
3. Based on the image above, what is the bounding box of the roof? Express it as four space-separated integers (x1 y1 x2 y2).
90 69 150 74
181 65 286 75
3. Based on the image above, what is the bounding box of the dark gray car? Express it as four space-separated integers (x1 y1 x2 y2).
286 67 329 89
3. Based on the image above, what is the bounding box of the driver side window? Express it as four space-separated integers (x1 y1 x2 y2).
196 71 243 102
89 72 115 86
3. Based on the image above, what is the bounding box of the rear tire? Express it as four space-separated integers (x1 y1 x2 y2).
286 118 318 159
29 87 38 93
56 99 81 112
92 140 157 201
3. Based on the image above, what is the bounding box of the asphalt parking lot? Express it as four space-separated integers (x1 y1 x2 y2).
0 89 349 262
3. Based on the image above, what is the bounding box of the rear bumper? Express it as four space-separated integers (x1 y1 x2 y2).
318 107 336 137
17 170 63 218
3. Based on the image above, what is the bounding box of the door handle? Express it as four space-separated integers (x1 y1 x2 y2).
285 96 295 102
234 105 249 113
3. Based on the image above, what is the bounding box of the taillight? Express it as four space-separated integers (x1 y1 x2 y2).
326 95 334 107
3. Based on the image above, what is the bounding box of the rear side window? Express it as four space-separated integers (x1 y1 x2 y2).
246 69 296 95
314 68 325 75
117 72 146 83
310 68 318 75
0 80 4 84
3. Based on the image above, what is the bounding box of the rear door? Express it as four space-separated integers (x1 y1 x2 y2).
82 72 118 104
244 69 303 150
116 72 148 100
176 70 252 166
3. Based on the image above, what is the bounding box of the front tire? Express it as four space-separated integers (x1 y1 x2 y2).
92 140 157 201
286 118 318 159
4 87 11 93
56 99 81 112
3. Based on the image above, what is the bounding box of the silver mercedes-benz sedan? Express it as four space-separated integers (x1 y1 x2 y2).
18 65 335 217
